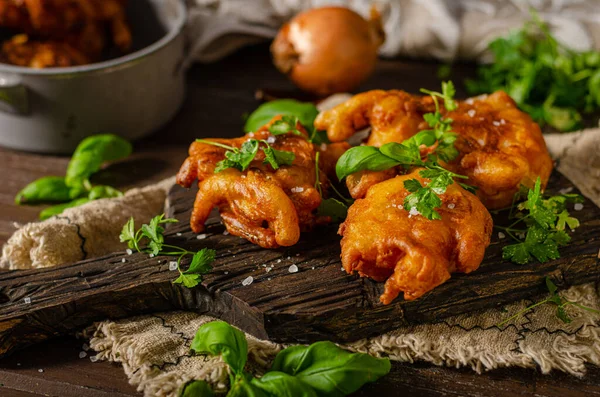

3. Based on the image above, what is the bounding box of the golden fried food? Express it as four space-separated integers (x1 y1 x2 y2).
0 0 131 67
315 90 554 208
177 118 342 249
339 169 493 304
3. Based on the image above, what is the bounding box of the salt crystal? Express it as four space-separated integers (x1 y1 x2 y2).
38 369 44 373
223 230 229 236
176 232 182 236
465 98 474 104
266 136 276 144
277 259 282 263
467 109 476 117
126 249 133 255
149 253 155 258
408 207 420 217
341 267 345 271
559 187 573 194
24 297 31 304
90 356 99 363
196 234 207 240
498 232 506 239
518 232 526 239
447 203 456 209
242 276 254 286
267 278 272 281
262 264 266 267
248 132 255 137
121 258 126 263
295 253 300 257
82 343 89 351
79 351 87 359
16 363 21 366
266 267 272 273
320 143 327 151
169 261 178 271
493 121 500 126
224 271 229 275
291 187 304 193
574 203 584 211
287 256 291 260
500 119 506 125
288 264 299 273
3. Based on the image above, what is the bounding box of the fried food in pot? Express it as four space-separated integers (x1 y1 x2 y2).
315 90 553 208
176 118 345 249
339 169 493 304
0 0 131 67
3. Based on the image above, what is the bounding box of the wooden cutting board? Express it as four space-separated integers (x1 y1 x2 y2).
0 171 598 358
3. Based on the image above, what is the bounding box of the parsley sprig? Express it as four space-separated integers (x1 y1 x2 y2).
196 139 295 173
498 277 600 327
498 178 583 265
120 214 216 288
335 81 474 220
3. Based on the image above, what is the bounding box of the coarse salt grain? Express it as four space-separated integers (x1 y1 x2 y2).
574 203 584 211
341 267 345 271
176 232 182 236
288 264 299 273
498 232 506 239
291 187 304 193
79 351 87 359
224 271 229 275
196 234 207 240
409 207 420 217
169 261 178 271
311 266 315 270
295 253 300 257
248 132 255 137
223 230 229 236
493 121 500 126
82 343 89 351
121 258 126 263
447 203 455 209
90 356 99 363
38 369 44 373
320 143 327 151
266 136 276 144
126 249 133 255
277 259 282 263
500 119 506 124
24 297 31 304
242 276 254 286
267 278 272 281
266 267 272 273
467 109 476 117
559 187 573 194
149 253 155 258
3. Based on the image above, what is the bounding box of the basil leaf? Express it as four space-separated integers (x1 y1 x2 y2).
250 372 318 397
181 380 214 397
15 176 72 204
39 197 91 220
317 198 348 222
335 146 399 181
190 321 248 376
88 185 123 200
244 100 319 133
66 134 132 193
271 341 391 397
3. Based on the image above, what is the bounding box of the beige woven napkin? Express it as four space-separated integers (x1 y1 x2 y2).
2 131 600 397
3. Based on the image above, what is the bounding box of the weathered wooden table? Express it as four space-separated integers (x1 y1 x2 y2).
0 44 599 397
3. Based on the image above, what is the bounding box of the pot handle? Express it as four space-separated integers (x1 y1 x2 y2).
0 75 28 114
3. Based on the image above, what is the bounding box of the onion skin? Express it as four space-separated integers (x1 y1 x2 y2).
271 7 385 97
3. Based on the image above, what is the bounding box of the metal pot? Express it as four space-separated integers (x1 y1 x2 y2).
0 0 187 154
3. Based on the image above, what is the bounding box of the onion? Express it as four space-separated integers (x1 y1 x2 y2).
271 7 385 97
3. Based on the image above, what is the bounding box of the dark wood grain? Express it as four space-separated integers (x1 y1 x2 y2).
0 170 598 357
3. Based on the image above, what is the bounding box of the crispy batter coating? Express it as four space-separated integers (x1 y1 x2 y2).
176 118 344 249
0 0 131 67
315 90 554 208
339 169 493 304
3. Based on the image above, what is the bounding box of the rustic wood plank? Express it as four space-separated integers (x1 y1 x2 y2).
0 170 597 357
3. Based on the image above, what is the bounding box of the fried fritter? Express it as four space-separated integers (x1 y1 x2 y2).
315 90 554 208
339 169 493 304
0 0 131 67
176 118 344 249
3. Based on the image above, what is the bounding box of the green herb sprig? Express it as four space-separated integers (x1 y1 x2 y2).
181 320 391 397
498 277 600 327
335 81 473 220
120 214 216 288
498 178 582 265
15 134 131 219
314 152 354 222
196 139 295 173
466 12 600 132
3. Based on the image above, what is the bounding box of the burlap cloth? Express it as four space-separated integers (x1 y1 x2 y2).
2 130 600 396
